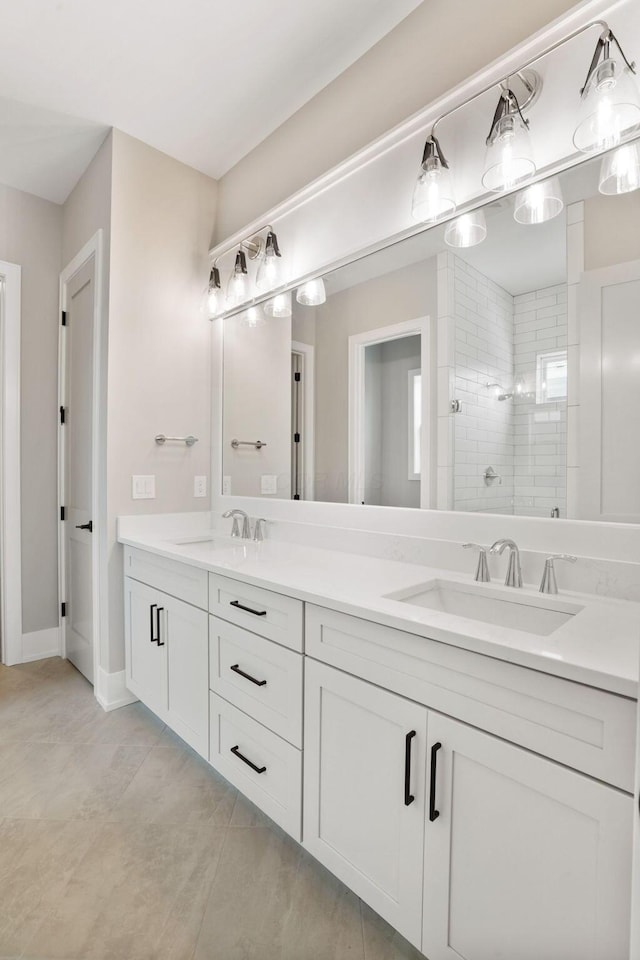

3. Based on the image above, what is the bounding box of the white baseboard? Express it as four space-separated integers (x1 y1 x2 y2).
95 666 138 712
21 627 60 663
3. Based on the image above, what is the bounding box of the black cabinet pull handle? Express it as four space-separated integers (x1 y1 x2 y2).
429 741 442 822
404 730 416 806
230 745 266 774
230 663 267 687
156 607 165 646
75 521 93 532
230 599 267 617
150 604 158 643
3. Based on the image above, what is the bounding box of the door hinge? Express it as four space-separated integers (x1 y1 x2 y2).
61 310 67 327
293 494 300 500
61 602 66 618
60 406 66 425
60 506 65 521
294 432 300 443
294 371 301 382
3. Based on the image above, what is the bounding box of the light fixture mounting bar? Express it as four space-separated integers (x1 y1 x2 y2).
211 222 276 267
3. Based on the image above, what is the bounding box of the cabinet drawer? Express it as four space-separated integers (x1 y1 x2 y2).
124 547 208 609
209 573 303 651
306 605 636 792
209 617 303 747
209 693 302 840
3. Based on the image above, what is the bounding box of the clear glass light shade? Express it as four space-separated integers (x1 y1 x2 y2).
255 248 283 291
296 278 326 306
241 306 265 329
411 157 456 223
226 270 249 306
264 291 292 318
482 114 536 192
444 210 487 248
573 58 640 153
207 285 223 318
598 141 640 194
514 177 564 224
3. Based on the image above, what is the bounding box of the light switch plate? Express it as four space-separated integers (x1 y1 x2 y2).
261 474 277 495
132 475 156 500
194 475 207 498
222 475 232 496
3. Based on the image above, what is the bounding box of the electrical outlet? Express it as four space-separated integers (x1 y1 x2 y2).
194 475 207 498
261 474 277 495
222 475 232 496
132 475 156 500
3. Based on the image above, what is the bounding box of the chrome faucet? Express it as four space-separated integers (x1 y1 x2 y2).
539 554 576 594
222 509 251 539
253 518 267 542
490 538 522 588
463 543 490 582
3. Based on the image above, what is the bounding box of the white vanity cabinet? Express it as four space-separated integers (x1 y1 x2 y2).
304 657 428 946
123 548 209 757
423 713 633 960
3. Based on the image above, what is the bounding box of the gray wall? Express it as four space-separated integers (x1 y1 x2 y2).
214 0 580 241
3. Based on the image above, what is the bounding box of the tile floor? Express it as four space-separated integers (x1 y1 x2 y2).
0 657 423 960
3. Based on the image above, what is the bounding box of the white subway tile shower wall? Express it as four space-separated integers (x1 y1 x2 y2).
452 257 568 517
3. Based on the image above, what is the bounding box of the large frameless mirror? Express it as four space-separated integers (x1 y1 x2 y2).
222 138 640 523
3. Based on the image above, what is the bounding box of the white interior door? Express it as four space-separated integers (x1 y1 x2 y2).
578 258 640 522
62 257 95 682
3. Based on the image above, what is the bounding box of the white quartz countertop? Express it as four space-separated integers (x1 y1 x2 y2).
118 524 640 699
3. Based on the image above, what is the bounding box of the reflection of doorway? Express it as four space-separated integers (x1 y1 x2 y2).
348 318 431 507
291 341 315 501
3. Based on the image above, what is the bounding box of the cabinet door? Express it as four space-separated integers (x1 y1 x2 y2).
165 596 209 757
124 577 167 718
423 713 633 960
304 658 427 948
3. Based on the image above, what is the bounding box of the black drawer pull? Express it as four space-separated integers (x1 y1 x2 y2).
230 744 266 774
429 741 442 822
155 607 165 646
150 604 158 643
230 599 267 617
230 663 267 687
404 730 416 806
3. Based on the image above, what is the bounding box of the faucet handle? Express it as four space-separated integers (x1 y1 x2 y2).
253 518 267 542
539 555 577 595
463 543 490 583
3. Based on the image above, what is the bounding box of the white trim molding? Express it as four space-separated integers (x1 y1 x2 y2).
291 340 315 502
59 230 108 697
0 260 22 666
95 667 138 712
21 627 60 664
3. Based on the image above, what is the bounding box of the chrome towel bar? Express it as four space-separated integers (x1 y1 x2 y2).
155 434 198 447
231 439 267 449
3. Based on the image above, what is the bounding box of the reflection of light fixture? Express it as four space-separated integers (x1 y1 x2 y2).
513 373 526 397
264 291 292 318
445 209 487 247
207 265 223 318
514 177 564 224
599 141 640 194
482 85 536 192
573 28 640 153
227 250 249 306
241 306 265 329
256 230 283 291
411 135 456 223
296 278 326 306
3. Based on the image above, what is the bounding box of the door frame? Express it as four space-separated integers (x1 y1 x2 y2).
291 340 315 501
348 317 431 507
0 260 22 666
58 230 107 692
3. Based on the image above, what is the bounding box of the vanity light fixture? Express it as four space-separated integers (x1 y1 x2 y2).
296 277 326 306
242 305 265 329
513 176 564 224
482 84 537 192
444 209 487 248
264 290 293 318
226 249 249 306
573 27 640 154
256 230 283 291
598 140 640 194
411 135 456 223
207 265 223 318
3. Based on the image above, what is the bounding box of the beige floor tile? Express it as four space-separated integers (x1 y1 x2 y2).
361 904 424 960
0 818 98 958
229 790 276 828
108 745 237 824
0 741 149 820
23 821 227 960
194 825 303 960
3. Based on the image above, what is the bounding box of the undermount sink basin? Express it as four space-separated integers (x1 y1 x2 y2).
386 579 583 636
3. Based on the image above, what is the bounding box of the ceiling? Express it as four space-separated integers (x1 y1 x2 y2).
0 0 421 204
